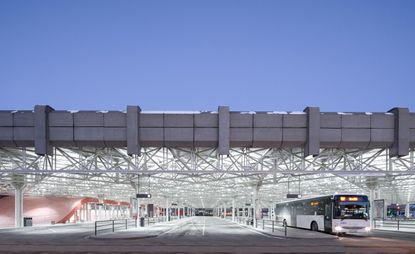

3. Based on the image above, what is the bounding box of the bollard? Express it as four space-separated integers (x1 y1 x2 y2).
398 220 400 230
272 220 274 232
112 220 115 232
125 219 128 230
263 220 265 230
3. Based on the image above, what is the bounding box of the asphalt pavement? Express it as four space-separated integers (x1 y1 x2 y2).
0 216 414 253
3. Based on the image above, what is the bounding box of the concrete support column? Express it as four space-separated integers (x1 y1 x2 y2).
99 205 103 220
13 183 25 228
86 203 91 222
232 199 235 222
406 203 410 219
34 105 54 156
81 204 85 222
137 199 141 219
127 106 141 156
369 189 375 228
218 106 230 155
84 204 87 222
165 199 170 221
388 107 409 157
253 184 259 228
303 107 320 157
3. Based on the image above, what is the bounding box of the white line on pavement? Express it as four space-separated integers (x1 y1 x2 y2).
202 217 206 236
230 220 286 240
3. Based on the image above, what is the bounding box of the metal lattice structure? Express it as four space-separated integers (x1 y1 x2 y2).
0 146 414 207
1 105 415 208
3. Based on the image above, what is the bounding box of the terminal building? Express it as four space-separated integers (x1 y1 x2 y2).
0 105 414 230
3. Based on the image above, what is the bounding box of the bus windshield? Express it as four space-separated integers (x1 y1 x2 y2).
334 202 369 219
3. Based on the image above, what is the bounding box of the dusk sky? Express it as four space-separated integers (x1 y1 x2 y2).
0 0 414 112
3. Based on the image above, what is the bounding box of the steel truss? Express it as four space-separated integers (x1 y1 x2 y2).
0 147 414 207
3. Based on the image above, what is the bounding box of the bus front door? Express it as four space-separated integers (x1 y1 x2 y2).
291 206 297 227
324 203 332 232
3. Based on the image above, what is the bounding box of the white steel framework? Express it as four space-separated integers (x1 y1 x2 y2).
0 147 414 208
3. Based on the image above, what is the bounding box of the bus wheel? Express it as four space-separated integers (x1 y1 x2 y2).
310 221 318 231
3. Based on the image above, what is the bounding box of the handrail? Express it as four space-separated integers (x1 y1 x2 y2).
94 219 137 236
94 216 180 236
373 219 415 231
233 217 288 236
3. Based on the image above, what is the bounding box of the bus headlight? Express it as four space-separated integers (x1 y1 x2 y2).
334 226 343 232
365 227 371 231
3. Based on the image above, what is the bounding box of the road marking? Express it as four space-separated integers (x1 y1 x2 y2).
157 222 185 236
202 217 206 236
232 221 286 239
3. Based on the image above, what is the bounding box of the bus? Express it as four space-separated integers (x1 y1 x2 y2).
275 194 370 234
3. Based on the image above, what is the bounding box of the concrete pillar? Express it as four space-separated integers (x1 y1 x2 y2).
406 203 410 219
232 199 235 222
253 185 258 228
218 106 230 155
369 189 374 228
137 199 141 218
13 183 25 228
303 107 320 157
388 107 409 157
80 204 86 222
165 199 170 221
127 106 141 156
99 205 103 220
34 105 54 156
86 203 90 222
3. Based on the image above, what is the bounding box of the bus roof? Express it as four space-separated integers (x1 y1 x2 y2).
275 194 368 204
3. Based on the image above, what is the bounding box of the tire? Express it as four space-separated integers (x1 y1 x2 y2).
311 221 318 231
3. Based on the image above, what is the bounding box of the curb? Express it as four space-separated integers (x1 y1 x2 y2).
86 234 159 241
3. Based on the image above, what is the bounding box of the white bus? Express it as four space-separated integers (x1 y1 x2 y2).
275 194 370 234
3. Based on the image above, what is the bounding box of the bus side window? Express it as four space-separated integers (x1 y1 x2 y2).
325 204 331 219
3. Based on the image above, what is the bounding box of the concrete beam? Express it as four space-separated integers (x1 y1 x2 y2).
127 106 141 156
218 106 230 155
304 107 320 157
34 105 54 155
389 107 410 157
